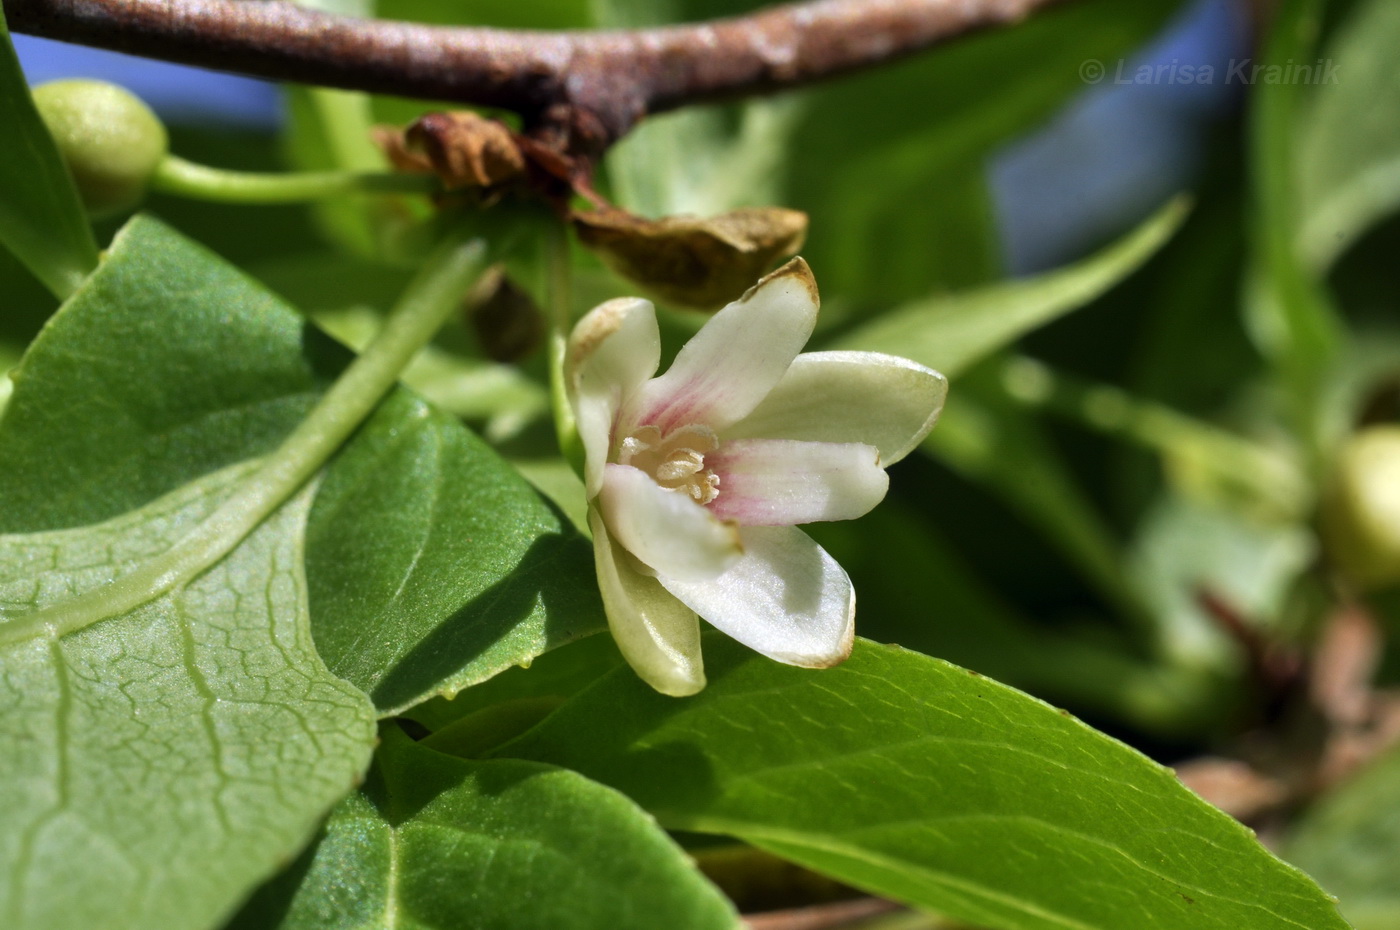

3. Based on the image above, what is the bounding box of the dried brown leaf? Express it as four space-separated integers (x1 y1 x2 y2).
375 111 526 190
573 206 808 310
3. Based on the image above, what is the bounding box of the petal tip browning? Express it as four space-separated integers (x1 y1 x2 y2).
566 296 655 384
751 255 819 308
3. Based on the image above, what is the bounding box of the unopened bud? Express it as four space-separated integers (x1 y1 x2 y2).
32 80 168 217
1323 426 1400 588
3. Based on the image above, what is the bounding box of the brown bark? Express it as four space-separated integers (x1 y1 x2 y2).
5 0 1065 154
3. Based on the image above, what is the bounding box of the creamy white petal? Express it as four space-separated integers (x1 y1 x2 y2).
707 439 888 526
622 258 819 436
659 525 854 668
723 351 948 466
599 464 742 582
589 509 705 696
568 297 662 498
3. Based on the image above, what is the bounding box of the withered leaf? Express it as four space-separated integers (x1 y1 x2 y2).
375 111 526 190
573 206 808 310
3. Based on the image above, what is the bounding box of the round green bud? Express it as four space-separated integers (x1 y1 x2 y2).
32 79 168 218
1323 425 1400 588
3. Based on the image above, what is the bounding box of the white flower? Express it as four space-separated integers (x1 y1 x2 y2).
567 258 947 696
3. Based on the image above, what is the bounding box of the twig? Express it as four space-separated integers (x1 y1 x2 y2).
4 0 1064 155
744 897 905 930
1195 587 1303 704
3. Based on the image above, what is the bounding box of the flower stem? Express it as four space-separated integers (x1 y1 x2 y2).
1 233 490 646
545 222 584 473
151 153 437 203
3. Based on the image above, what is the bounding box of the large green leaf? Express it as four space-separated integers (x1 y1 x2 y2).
1285 746 1400 930
304 389 602 714
1296 0 1400 270
0 7 99 298
831 198 1187 379
229 727 740 930
0 217 335 532
0 469 377 930
496 637 1350 930
0 215 603 714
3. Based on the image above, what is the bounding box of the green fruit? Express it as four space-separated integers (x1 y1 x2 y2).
1323 426 1400 588
32 79 168 217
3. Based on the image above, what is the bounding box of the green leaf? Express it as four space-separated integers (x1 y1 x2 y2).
496 637 1350 930
228 726 740 930
0 469 377 930
0 215 603 714
1285 746 1400 930
1296 0 1400 270
304 389 603 714
405 631 623 733
0 7 100 298
1121 166 1258 418
0 339 21 417
0 216 332 532
832 198 1188 379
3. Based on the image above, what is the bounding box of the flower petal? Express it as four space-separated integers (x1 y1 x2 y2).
659 526 854 668
622 258 819 436
568 297 662 498
589 510 705 696
599 464 743 582
723 351 948 466
707 439 888 526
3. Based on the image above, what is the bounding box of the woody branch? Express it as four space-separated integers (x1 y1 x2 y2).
4 0 1066 157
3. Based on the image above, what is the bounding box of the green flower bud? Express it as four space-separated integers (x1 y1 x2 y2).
1323 426 1400 588
32 79 168 218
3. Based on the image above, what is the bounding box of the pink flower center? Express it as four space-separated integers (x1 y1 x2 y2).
617 424 722 505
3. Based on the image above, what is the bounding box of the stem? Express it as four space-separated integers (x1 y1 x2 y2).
151 154 437 203
0 234 489 647
999 356 1310 518
545 223 584 474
